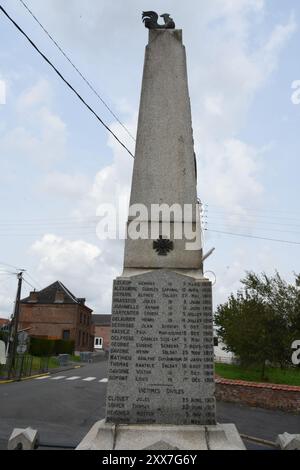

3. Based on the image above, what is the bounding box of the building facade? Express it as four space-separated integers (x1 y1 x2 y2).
0 318 9 330
92 314 111 352
19 281 93 352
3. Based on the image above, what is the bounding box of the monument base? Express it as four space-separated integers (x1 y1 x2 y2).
76 420 245 450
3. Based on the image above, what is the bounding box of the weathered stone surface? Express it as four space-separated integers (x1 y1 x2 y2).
76 420 115 451
115 424 208 450
8 427 38 450
106 270 216 425
276 432 300 450
76 421 245 450
124 29 202 270
129 30 197 211
206 424 246 450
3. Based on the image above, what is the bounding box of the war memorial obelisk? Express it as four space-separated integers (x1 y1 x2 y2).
77 12 244 450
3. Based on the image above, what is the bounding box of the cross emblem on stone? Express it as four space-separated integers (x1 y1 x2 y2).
153 236 174 256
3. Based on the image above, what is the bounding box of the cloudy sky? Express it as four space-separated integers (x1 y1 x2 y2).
0 0 300 318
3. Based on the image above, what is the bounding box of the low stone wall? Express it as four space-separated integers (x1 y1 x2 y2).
215 377 300 413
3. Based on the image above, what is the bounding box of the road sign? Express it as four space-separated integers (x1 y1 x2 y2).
18 331 29 344
17 344 27 354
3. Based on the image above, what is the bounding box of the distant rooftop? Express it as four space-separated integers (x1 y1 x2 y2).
92 314 111 326
21 281 92 311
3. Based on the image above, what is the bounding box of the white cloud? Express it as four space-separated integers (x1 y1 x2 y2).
73 114 136 218
16 79 53 112
1 80 67 166
30 234 118 312
199 138 264 213
190 9 296 217
32 234 100 269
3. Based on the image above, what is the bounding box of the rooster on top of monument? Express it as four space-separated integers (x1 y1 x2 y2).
142 11 175 30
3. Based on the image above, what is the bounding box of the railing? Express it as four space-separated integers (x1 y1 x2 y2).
214 355 235 365
0 354 50 380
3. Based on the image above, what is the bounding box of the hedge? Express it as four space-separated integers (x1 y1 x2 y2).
0 331 8 345
29 337 75 356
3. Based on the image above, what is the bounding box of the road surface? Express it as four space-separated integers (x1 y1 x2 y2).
0 361 299 450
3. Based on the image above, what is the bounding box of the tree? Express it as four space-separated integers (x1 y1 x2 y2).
215 271 300 379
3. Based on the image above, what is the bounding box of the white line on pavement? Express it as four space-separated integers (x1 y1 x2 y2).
99 378 108 383
82 377 97 382
51 376 66 380
66 376 81 381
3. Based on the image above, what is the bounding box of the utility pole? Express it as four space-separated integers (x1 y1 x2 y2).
7 271 24 379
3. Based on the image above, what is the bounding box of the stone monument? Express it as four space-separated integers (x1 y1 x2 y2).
77 12 245 451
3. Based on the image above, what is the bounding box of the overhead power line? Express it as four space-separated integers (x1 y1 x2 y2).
204 203 300 217
205 229 300 246
0 4 134 159
205 222 300 236
18 0 136 143
25 272 43 289
22 277 36 290
0 261 24 271
205 215 300 229
205 209 300 224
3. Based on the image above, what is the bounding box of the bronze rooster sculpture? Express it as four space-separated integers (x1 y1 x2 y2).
142 11 175 30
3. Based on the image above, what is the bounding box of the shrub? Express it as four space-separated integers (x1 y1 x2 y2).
53 339 74 355
29 337 75 356
29 337 55 356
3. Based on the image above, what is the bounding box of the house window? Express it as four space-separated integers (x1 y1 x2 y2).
94 337 103 349
78 330 81 345
62 330 70 341
214 337 219 347
80 312 83 323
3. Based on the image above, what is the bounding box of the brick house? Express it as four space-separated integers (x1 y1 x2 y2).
92 314 111 352
19 281 93 352
0 318 9 329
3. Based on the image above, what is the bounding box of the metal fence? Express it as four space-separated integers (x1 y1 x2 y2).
214 355 236 365
0 354 50 381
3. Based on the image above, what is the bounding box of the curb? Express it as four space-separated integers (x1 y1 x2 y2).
0 372 49 384
48 364 83 375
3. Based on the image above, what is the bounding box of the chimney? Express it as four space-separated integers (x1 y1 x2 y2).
28 291 38 303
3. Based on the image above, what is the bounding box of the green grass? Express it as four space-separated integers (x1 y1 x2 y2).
215 362 300 386
0 355 59 379
70 354 81 362
30 355 59 371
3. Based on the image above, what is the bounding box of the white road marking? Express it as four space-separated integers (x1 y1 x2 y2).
66 376 81 381
82 377 96 382
51 376 66 380
35 375 50 380
99 378 108 383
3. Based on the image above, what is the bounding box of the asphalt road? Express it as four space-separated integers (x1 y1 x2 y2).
0 361 108 449
0 361 299 450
